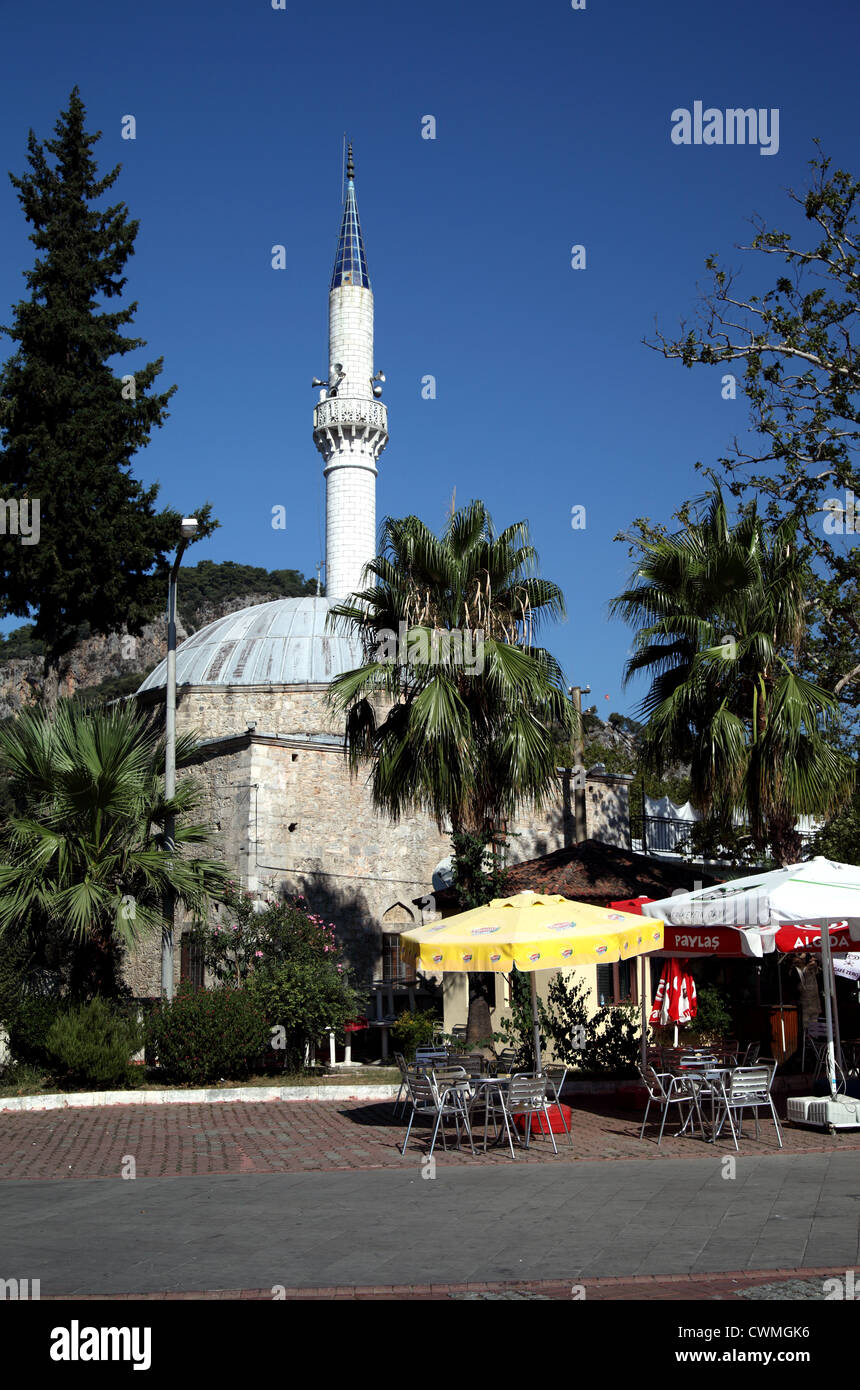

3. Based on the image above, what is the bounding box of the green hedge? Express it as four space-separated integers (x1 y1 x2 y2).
146 983 270 1083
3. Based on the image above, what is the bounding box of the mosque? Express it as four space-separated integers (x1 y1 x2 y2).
132 148 631 1033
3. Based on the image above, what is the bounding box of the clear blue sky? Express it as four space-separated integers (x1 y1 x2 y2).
1 0 858 715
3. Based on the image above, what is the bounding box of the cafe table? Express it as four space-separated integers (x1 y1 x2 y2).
467 1074 514 1152
675 1066 733 1143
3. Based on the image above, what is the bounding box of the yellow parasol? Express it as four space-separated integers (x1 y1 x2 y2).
400 892 664 1072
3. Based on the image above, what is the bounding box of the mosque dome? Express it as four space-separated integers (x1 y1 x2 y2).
137 596 364 691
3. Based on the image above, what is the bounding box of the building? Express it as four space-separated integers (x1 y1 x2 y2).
132 148 631 1033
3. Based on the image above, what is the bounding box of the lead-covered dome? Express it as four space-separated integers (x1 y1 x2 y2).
137 597 363 691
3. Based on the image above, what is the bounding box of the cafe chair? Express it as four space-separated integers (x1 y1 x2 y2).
713 1063 782 1151
638 1067 703 1145
485 1074 560 1159
542 1064 573 1146
446 1053 486 1077
400 1071 475 1157
393 1051 410 1117
414 1046 449 1072
493 1048 519 1075
801 1019 828 1078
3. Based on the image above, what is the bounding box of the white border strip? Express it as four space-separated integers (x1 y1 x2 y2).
0 1083 401 1113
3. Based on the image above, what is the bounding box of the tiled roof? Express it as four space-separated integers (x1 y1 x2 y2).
137 597 363 690
502 840 716 901
423 840 717 913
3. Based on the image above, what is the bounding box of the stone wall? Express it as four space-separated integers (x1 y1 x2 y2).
126 686 633 998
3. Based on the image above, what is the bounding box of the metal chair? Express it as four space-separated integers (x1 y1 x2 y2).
393 1050 410 1117
414 1046 449 1072
678 1047 718 1064
739 1041 760 1067
801 1019 828 1078
484 1073 560 1159
638 1067 703 1145
446 1053 486 1077
713 1064 783 1150
400 1071 475 1157
429 1064 469 1092
493 1048 519 1075
542 1064 573 1146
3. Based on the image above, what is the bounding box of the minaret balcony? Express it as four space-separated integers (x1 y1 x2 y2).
313 395 389 463
314 396 388 432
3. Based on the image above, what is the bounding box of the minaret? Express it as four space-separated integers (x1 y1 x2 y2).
313 143 388 604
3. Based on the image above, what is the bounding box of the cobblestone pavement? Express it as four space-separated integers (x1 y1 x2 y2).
1 1096 857 1181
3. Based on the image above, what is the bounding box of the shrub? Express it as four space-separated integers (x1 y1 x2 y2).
586 1003 641 1077
390 1008 439 1062
146 982 270 1083
193 886 366 1070
249 963 361 1071
7 996 70 1067
44 998 144 1087
538 975 642 1077
0 1061 50 1096
687 984 733 1042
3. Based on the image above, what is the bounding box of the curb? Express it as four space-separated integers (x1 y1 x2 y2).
0 1083 401 1113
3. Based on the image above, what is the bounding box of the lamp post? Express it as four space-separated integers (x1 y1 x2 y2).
569 685 590 844
162 517 198 1000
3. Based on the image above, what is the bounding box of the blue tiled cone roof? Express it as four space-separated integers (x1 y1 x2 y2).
331 178 370 290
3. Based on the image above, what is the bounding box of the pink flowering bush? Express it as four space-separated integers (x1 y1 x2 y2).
190 885 364 1071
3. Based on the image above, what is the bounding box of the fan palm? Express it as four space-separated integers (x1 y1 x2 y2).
611 488 854 864
328 502 573 1043
0 701 228 994
327 501 574 838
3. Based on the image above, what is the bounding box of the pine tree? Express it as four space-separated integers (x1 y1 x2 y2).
0 88 215 704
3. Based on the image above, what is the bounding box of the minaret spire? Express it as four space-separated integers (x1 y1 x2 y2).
331 143 370 291
312 143 388 605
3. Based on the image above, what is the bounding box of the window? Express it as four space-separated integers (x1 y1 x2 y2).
180 934 205 991
382 933 416 985
596 959 638 1007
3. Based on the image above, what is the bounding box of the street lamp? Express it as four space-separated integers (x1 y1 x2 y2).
569 685 591 844
162 517 198 999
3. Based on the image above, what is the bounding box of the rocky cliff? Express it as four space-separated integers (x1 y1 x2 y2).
0 588 297 718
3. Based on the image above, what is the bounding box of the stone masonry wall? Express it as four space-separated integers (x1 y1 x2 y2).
126 687 632 997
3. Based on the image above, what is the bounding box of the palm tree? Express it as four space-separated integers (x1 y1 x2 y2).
611 487 854 864
0 701 228 995
327 501 574 1041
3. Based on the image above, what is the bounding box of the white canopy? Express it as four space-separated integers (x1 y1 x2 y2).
643 857 860 1097
641 857 860 939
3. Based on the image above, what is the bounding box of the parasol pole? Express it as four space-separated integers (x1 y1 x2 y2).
819 917 839 1099
640 955 648 1069
776 952 786 1061
529 972 542 1076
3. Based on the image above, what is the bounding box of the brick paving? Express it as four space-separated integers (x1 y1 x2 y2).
41 1267 850 1300
1 1094 858 1182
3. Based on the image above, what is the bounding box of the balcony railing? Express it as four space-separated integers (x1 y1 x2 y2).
629 814 820 861
313 396 388 432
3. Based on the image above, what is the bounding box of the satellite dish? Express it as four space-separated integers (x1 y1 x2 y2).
432 856 454 891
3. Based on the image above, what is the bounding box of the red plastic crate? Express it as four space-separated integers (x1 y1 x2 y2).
513 1103 572 1135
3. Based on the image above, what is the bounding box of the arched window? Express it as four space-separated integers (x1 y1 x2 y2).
381 903 416 983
